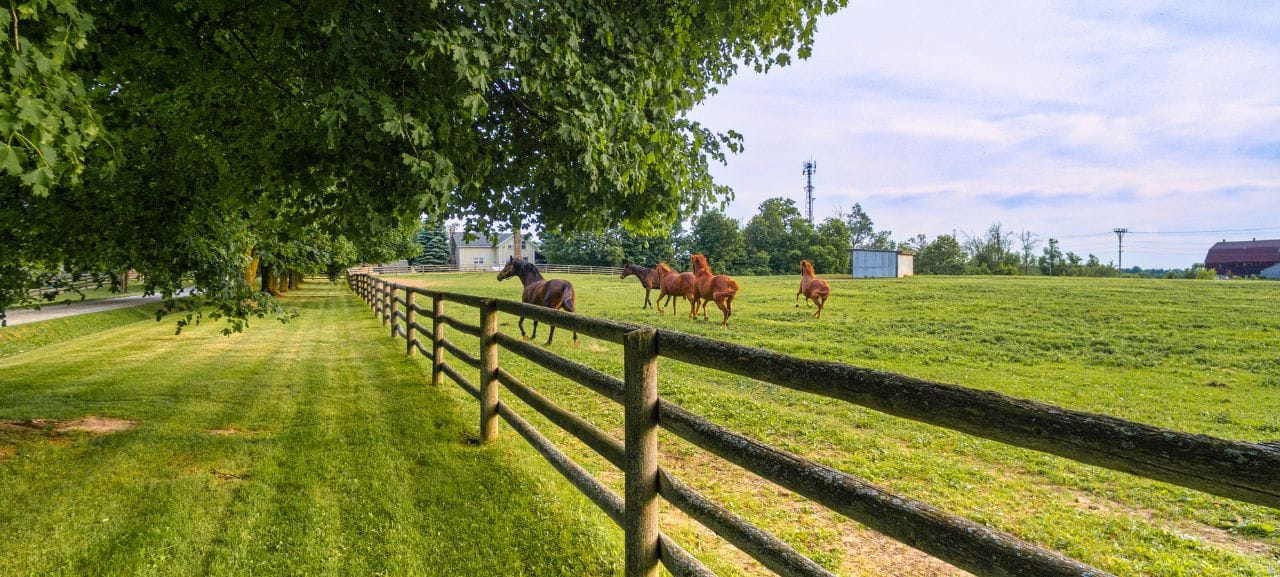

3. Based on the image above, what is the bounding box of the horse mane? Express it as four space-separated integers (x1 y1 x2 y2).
800 260 815 275
690 253 712 275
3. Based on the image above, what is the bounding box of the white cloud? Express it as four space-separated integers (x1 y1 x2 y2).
689 1 1280 268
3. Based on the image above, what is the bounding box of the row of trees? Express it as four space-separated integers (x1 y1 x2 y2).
539 203 1216 280
539 199 892 275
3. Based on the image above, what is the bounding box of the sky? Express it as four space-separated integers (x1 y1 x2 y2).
688 1 1280 269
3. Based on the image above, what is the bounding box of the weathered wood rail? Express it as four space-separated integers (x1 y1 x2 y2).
348 272 1279 577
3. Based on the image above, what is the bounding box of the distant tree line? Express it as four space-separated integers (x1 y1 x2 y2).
534 201 1216 278
538 198 889 275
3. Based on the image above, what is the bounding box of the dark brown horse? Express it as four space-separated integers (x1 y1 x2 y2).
689 253 739 326
654 262 699 317
620 263 662 310
796 259 830 319
496 257 578 346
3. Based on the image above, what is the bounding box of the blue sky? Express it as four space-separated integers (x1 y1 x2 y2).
690 1 1280 269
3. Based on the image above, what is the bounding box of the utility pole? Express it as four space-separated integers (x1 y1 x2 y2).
1113 228 1128 273
802 159 817 223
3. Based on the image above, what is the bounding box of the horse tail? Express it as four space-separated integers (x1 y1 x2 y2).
713 278 739 300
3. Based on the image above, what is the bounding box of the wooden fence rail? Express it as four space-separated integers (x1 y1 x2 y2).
347 272 1278 577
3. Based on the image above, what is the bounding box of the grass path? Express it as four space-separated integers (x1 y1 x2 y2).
0 282 621 577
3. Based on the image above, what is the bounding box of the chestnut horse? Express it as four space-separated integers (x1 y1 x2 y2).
654 262 699 317
796 259 830 319
689 253 739 326
620 263 662 310
496 257 578 346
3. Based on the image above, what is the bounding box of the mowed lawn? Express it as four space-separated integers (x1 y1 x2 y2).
389 272 1280 576
0 281 620 577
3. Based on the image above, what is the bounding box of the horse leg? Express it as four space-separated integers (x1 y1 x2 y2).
643 288 651 310
519 316 529 341
717 297 731 326
795 289 802 307
814 296 824 319
531 320 539 342
545 324 555 346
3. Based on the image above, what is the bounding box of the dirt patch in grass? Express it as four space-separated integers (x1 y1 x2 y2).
0 445 15 460
208 428 243 436
54 416 137 434
211 469 245 481
1070 490 1277 557
662 444 968 576
1 416 137 437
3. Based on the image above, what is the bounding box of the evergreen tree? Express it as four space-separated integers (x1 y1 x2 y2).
410 219 451 265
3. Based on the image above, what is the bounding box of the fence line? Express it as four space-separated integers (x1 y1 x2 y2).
347 272 1278 577
349 263 625 276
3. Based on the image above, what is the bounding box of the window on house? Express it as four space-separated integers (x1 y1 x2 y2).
473 256 485 264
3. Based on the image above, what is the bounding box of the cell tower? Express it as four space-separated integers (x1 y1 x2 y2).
802 159 817 223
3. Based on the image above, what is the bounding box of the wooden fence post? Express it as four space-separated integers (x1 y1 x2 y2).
479 299 500 443
624 328 660 577
432 294 444 386
382 281 391 327
389 284 398 336
405 289 416 356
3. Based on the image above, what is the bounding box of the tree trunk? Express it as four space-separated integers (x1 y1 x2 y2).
512 218 523 261
245 247 260 287
261 265 282 296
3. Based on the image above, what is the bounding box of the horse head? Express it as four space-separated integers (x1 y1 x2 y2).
620 262 634 279
690 253 711 275
800 260 815 276
497 256 518 281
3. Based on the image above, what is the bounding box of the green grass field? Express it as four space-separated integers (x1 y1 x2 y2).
0 281 621 577
388 272 1280 576
2 273 1276 576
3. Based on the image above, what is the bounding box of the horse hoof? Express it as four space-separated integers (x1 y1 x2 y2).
521 336 531 342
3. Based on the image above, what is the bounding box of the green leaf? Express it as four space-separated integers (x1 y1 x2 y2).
0 143 24 175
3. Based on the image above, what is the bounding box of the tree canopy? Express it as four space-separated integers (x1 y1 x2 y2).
1 0 845 326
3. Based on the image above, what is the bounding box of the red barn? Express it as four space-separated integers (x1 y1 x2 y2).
1204 239 1280 277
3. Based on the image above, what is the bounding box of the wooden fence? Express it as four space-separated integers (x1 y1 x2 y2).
24 270 141 298
348 272 1279 577
349 263 625 276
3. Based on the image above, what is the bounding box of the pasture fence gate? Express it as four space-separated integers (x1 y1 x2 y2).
348 272 1278 577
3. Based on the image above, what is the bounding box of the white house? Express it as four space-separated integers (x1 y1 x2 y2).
451 232 539 268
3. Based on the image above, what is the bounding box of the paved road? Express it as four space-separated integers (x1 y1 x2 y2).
2 291 191 327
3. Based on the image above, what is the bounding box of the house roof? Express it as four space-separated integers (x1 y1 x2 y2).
1204 239 1280 265
450 232 539 249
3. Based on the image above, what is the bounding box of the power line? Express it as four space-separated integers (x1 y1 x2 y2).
1127 226 1280 235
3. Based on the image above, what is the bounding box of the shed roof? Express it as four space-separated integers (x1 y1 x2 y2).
1204 239 1280 265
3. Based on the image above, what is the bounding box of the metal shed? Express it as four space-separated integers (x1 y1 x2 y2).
852 249 914 278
